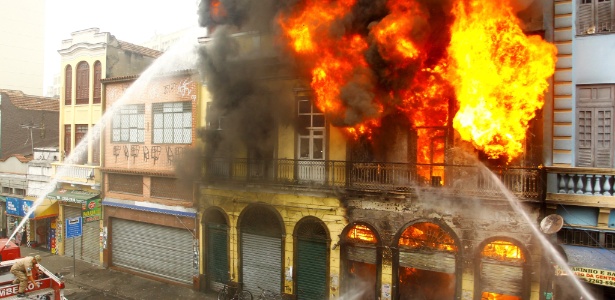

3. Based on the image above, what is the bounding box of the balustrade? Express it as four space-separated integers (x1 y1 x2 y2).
204 158 542 200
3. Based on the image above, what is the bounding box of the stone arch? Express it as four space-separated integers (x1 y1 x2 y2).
392 219 461 300
202 207 230 292
474 236 531 300
237 203 285 295
340 221 381 300
293 216 331 299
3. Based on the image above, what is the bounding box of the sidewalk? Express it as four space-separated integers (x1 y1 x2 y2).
20 246 217 300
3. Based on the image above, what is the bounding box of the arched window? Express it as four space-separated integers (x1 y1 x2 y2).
93 61 102 104
76 61 89 104
479 240 527 300
64 65 72 105
342 224 378 300
397 222 457 300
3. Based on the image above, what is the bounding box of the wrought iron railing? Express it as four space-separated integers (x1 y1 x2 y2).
52 163 100 184
203 158 543 200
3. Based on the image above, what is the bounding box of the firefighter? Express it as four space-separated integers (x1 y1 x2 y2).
10 255 41 298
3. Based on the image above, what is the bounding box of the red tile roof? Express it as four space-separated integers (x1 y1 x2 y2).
118 41 163 58
0 154 32 163
0 89 59 111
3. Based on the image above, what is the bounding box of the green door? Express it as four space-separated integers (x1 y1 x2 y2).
297 238 327 299
208 224 229 290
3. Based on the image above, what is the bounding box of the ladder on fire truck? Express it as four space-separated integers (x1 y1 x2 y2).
0 259 65 300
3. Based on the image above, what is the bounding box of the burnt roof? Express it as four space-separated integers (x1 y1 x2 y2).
0 89 59 111
118 40 163 58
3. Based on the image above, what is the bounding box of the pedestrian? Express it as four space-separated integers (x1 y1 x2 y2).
10 255 41 298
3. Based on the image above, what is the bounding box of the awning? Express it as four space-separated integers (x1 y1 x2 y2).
103 197 197 218
46 189 100 203
557 245 615 287
7 197 58 220
561 244 615 271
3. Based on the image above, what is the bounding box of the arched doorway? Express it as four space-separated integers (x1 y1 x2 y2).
477 239 528 300
396 222 458 300
240 205 285 295
204 208 229 292
342 223 379 300
295 217 330 299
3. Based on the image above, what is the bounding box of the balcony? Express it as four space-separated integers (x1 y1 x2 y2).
52 163 101 186
546 167 615 195
203 158 543 201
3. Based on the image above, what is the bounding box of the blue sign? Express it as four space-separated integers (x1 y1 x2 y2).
6 198 21 216
5 198 35 218
65 217 82 239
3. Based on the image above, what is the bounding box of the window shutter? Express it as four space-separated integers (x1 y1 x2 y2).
578 1 595 33
596 0 613 32
577 109 594 167
595 108 613 167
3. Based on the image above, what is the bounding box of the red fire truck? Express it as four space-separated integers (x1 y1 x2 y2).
0 239 65 300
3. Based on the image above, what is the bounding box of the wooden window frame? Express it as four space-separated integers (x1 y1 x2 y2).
64 66 72 105
577 0 614 34
576 85 615 167
93 61 102 104
76 61 90 105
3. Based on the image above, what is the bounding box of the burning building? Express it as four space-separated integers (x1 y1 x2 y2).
196 0 559 299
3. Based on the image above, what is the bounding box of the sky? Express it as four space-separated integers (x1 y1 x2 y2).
43 0 201 92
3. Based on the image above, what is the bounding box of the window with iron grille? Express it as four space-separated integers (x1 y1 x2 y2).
605 231 615 249
108 174 143 195
150 177 192 201
64 65 72 105
1 187 9 194
14 188 25 196
76 61 89 105
93 61 102 104
577 0 614 34
112 104 145 143
557 227 600 247
152 101 192 144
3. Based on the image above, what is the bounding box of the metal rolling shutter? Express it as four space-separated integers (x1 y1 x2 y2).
64 206 82 259
481 260 523 296
207 224 229 291
241 232 282 295
399 251 455 273
82 220 100 265
112 218 194 284
297 238 327 300
346 245 376 264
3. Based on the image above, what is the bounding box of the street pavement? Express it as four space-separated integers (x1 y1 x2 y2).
19 246 217 300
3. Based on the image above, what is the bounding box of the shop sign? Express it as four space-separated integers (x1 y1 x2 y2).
5 198 21 216
5 198 32 217
47 189 98 203
556 266 615 287
82 198 101 223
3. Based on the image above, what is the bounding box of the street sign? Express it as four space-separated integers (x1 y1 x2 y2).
65 217 82 239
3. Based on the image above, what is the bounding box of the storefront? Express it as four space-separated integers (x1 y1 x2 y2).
554 245 615 299
5 196 59 250
46 189 101 264
103 198 198 286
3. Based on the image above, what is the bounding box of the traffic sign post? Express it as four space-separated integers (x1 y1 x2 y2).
65 217 82 277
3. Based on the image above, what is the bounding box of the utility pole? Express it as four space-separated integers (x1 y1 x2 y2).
20 122 44 156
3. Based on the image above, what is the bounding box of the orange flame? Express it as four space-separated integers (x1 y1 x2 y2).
347 224 377 243
399 222 456 252
482 240 524 261
481 292 522 300
447 0 557 161
275 0 556 161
